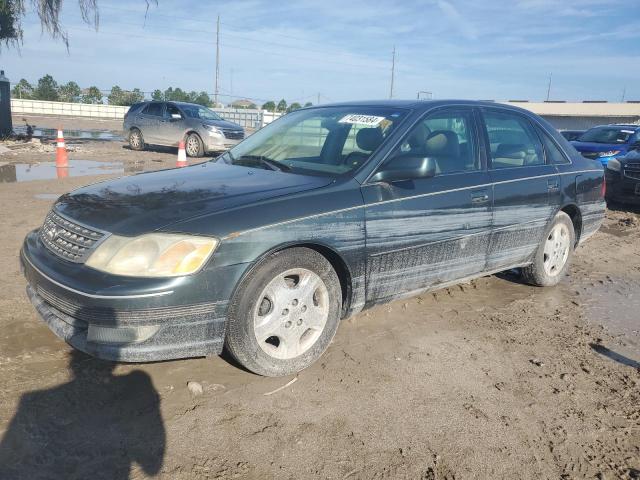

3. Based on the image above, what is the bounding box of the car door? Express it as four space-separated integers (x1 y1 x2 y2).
157 103 186 146
139 102 165 144
362 107 493 303
480 107 560 271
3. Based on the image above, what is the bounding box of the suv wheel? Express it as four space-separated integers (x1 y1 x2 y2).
185 133 204 157
128 128 145 151
225 248 342 377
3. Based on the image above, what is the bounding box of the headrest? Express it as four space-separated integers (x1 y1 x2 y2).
496 144 526 159
356 128 384 152
425 130 460 157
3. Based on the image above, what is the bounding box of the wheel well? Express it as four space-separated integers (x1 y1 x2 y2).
274 243 353 318
561 204 582 245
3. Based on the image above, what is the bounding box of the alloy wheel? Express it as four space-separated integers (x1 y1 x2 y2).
253 268 329 360
543 223 570 276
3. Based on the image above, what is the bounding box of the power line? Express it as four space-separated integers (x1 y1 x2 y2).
65 26 391 71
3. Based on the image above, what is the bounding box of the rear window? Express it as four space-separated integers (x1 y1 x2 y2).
143 103 164 117
127 102 146 114
578 127 636 144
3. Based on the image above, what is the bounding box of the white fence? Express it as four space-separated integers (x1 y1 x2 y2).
10 99 282 128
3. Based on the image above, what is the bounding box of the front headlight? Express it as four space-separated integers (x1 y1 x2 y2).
204 124 222 135
598 150 620 157
606 158 621 172
85 233 218 277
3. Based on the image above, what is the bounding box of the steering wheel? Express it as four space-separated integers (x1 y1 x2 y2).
342 151 368 167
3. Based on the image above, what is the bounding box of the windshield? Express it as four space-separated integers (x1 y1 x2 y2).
578 127 636 144
219 106 407 176
181 104 223 121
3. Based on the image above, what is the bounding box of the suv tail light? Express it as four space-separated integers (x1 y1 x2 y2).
601 179 606 198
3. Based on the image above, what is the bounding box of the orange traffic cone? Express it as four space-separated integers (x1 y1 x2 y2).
176 140 188 167
55 128 68 168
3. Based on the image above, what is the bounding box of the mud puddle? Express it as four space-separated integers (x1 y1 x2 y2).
0 160 124 183
578 276 640 354
13 125 122 141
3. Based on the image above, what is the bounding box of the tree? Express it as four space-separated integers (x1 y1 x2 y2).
261 101 276 112
58 81 81 102
107 85 124 105
151 89 164 101
11 78 33 99
82 86 103 104
304 102 313 107
108 85 144 106
287 102 302 113
276 99 287 112
188 91 212 107
1 1 157 50
34 74 59 101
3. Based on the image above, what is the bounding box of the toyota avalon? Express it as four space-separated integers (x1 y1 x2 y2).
21 101 606 376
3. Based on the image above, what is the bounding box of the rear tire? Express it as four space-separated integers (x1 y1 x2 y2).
225 248 342 377
521 211 575 287
185 133 204 157
128 128 145 151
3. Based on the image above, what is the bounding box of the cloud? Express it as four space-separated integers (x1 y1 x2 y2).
436 0 478 40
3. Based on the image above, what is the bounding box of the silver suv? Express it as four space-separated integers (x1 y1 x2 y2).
123 101 245 157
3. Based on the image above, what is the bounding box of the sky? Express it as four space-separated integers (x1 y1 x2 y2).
2 0 640 105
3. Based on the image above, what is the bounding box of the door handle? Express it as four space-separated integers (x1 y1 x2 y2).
470 190 490 205
547 179 559 192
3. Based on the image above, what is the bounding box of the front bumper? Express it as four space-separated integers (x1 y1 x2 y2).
203 132 243 153
605 170 640 204
21 230 249 362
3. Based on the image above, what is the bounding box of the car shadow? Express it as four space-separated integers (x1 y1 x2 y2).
589 343 640 369
0 348 166 479
606 200 640 214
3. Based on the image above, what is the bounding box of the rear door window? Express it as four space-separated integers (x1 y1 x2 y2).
143 102 164 117
536 127 570 164
165 104 182 118
483 110 544 168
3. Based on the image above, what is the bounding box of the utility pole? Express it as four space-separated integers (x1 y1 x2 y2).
214 14 220 106
546 72 552 101
389 46 396 99
317 92 320 105
621 86 626 102
230 68 234 96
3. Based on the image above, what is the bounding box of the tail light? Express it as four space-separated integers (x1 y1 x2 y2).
601 179 606 198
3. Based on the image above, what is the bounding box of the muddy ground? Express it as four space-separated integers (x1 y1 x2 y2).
0 129 638 480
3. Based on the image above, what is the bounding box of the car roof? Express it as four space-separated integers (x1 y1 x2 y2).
592 124 640 130
313 99 538 115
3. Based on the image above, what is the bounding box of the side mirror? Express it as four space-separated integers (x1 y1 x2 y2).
170 113 182 120
370 155 436 183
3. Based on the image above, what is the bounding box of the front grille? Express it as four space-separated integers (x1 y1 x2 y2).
625 162 640 180
222 129 244 140
39 210 107 263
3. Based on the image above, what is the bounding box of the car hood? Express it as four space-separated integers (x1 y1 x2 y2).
203 119 243 130
54 162 332 236
571 141 629 153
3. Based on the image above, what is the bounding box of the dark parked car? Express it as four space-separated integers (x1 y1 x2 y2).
123 101 245 157
560 129 585 142
21 101 605 376
605 148 640 205
571 124 640 166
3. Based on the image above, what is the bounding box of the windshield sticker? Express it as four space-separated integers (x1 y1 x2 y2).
339 114 385 126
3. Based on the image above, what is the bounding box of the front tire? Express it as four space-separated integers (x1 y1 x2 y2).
225 248 342 377
128 128 145 151
521 211 575 287
185 133 204 157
